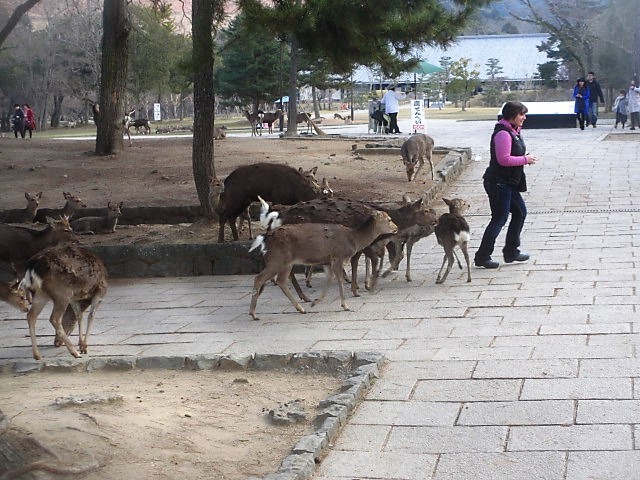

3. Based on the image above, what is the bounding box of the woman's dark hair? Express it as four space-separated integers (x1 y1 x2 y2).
501 101 528 120
577 77 585 83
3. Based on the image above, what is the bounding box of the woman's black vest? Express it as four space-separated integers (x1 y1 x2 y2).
484 122 527 192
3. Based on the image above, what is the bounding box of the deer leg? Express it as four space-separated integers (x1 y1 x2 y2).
427 152 435 180
461 243 472 283
80 296 103 354
49 299 80 358
311 265 334 307
217 217 227 243
250 266 278 320
436 250 455 285
382 241 405 278
305 266 313 288
289 271 311 302
229 215 240 241
332 260 350 311
27 294 48 361
350 252 362 297
275 268 306 314
405 238 416 282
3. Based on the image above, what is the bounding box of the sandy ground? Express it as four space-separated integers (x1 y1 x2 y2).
0 132 444 245
0 369 343 479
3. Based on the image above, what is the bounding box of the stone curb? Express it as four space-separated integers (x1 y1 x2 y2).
0 350 385 480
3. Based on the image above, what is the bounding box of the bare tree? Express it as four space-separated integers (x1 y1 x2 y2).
95 0 130 155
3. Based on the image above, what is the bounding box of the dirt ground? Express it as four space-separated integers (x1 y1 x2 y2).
0 369 343 480
0 132 444 245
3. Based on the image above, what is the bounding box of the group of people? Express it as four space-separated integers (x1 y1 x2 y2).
10 103 36 139
573 72 640 130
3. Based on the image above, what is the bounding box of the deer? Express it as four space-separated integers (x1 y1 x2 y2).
214 125 227 139
400 133 435 182
71 201 123 234
0 216 75 279
0 281 29 312
295 112 313 134
122 107 136 146
257 195 390 299
212 163 332 243
34 191 86 223
244 110 264 136
19 244 108 360
262 110 283 134
434 197 471 284
248 209 397 320
1 191 42 223
129 118 151 135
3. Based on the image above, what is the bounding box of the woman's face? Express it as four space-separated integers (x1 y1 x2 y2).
509 111 527 129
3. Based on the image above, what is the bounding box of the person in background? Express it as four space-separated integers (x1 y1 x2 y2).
573 78 590 131
627 80 640 130
381 84 406 134
585 71 604 128
11 104 25 139
22 104 36 138
613 90 628 129
474 101 538 269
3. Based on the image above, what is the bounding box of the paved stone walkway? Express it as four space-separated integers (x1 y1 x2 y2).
2 117 639 479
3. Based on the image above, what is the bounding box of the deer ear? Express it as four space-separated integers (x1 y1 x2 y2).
310 166 318 175
443 198 451 206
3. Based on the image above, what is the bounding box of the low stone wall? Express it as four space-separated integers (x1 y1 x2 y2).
84 146 471 278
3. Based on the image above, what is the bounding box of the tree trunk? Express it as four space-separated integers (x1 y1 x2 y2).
50 94 64 128
192 0 216 218
95 0 130 156
285 36 299 137
312 85 320 119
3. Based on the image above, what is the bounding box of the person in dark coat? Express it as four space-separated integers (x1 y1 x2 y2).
585 71 605 128
474 101 538 269
573 78 590 131
11 104 25 138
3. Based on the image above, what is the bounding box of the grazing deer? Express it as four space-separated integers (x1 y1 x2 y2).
130 118 151 135
0 216 75 278
262 110 283 134
1 191 42 223
248 210 397 320
0 281 29 312
212 163 332 243
244 110 264 136
71 201 123 234
434 198 471 284
401 133 435 182
19 244 108 360
34 191 86 223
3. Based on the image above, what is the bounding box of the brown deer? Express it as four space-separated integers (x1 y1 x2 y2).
212 163 331 243
0 281 29 312
244 110 264 136
0 216 75 278
19 244 108 360
34 191 86 223
262 110 283 134
295 112 313 134
1 191 42 223
71 201 123 234
248 210 397 320
400 133 435 182
434 198 471 284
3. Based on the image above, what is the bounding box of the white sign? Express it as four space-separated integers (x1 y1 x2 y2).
411 100 426 133
153 103 161 121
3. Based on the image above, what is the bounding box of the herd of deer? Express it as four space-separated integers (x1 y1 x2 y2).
0 132 472 359
0 191 123 360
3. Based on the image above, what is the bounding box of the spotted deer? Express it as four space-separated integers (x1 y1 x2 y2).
71 201 123 234
244 110 264 136
19 244 108 360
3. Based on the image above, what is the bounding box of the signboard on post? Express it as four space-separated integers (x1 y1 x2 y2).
411 100 425 134
153 103 161 121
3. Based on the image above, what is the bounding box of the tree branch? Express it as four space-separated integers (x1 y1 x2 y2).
0 0 41 50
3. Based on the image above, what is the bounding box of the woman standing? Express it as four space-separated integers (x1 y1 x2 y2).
613 90 628 129
474 101 538 269
627 80 640 130
573 77 590 130
22 104 36 138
